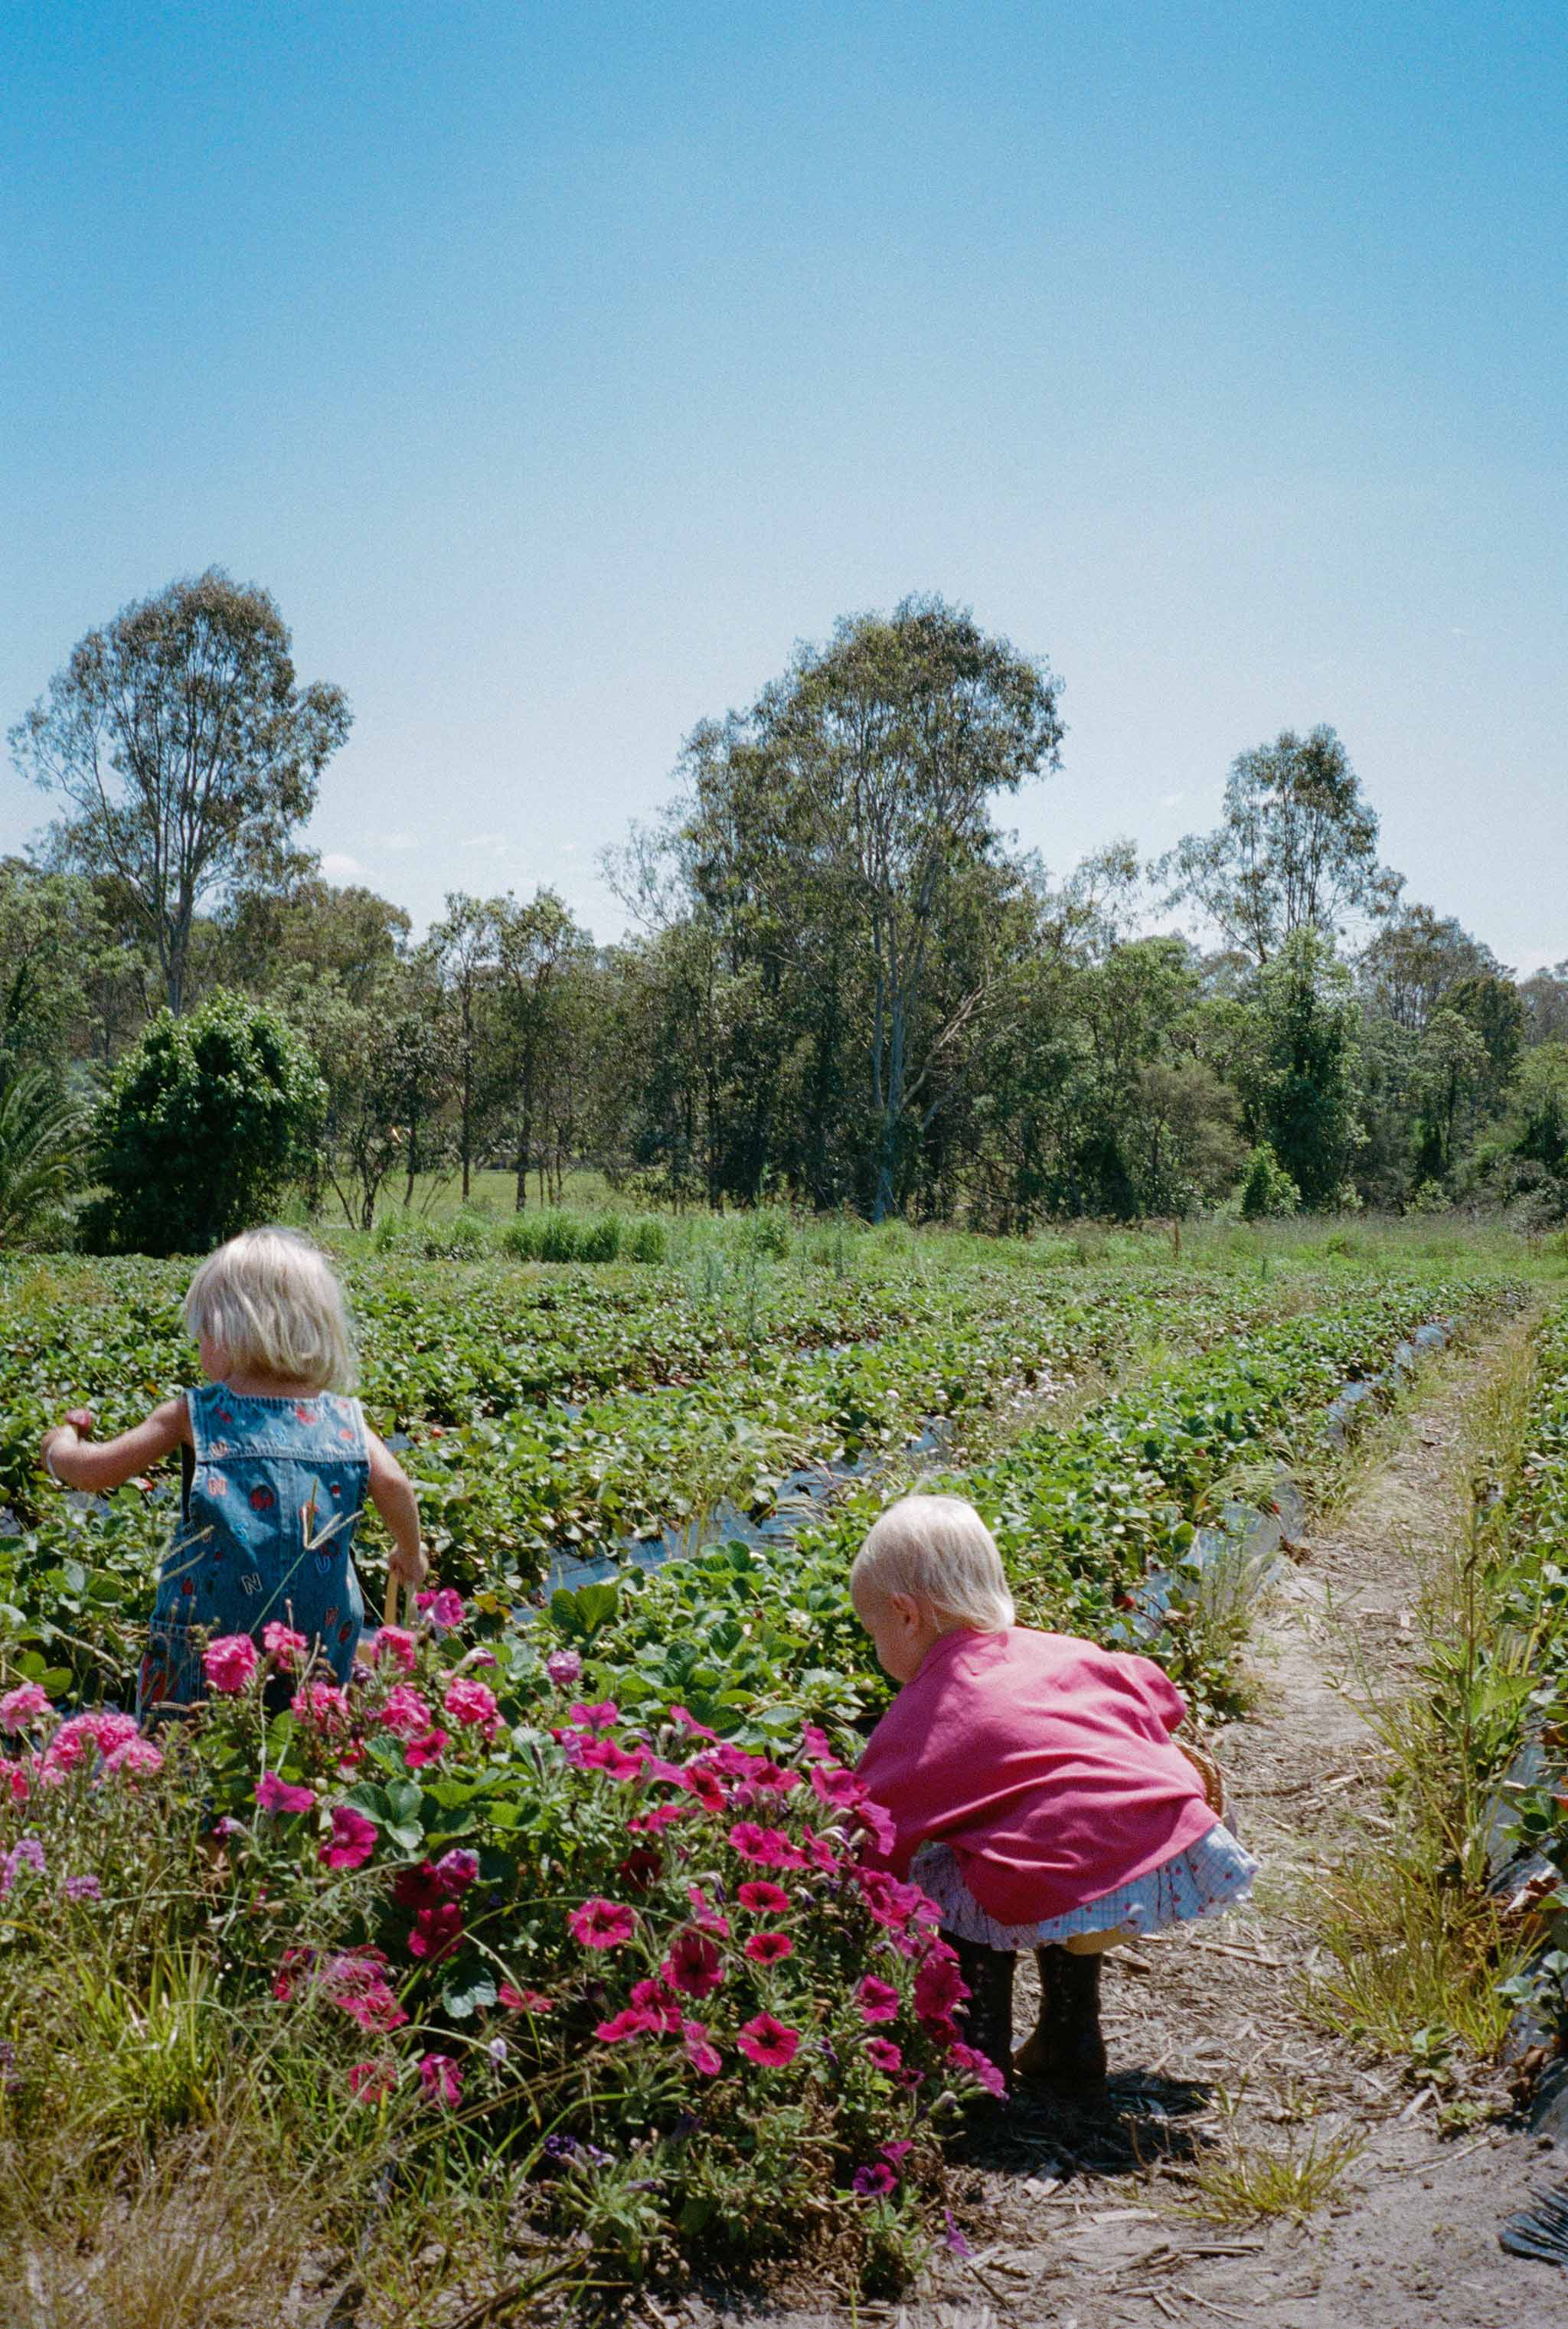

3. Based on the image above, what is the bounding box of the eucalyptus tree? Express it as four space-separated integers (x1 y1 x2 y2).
11 570 350 1017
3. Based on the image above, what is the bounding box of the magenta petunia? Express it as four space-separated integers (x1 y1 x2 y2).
594 2005 662 2044
434 1847 479 1892
852 2162 898 2198
682 2019 723 2076
256 1771 314 1815
320 1805 377 1870
736 2013 800 2069
736 1879 792 1916
857 1975 901 2024
809 1762 861 1808
419 2051 462 2107
913 1952 969 2031
948 2039 1008 2098
567 1896 636 1948
743 1931 793 1966
407 1899 465 1961
681 1764 727 1812
663 1928 725 1998
202 1635 258 1694
669 1704 718 1741
864 2037 903 2074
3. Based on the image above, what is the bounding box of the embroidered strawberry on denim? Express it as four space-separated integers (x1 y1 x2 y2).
249 1486 276 1513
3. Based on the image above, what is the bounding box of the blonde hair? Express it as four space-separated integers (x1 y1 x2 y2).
850 1493 1015 1632
183 1228 358 1392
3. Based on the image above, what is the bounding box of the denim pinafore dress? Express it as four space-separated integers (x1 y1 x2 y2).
137 1383 370 1720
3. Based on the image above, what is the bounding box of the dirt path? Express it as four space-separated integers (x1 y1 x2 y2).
702 1328 1567 2329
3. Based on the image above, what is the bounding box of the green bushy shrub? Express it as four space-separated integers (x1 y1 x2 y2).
86 990 325 1256
1239 1145 1301 1222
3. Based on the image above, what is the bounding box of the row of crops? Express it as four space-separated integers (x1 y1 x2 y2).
0 1244 1528 1722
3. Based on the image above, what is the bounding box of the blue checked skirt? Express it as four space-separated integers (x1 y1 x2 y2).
910 1820 1259 1948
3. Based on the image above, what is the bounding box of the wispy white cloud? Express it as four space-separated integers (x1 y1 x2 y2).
1158 791 1185 811
320 851 368 882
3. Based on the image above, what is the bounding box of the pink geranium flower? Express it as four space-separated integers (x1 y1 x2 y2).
374 1625 418 1672
292 1681 350 1731
435 1847 479 1892
0 1683 51 1732
256 1771 315 1815
403 1727 448 1769
0 1759 30 1805
663 1929 724 1999
90 1712 140 1756
682 2019 723 2076
736 1880 792 1916
377 1684 435 1738
743 1930 793 1966
858 1975 900 2024
418 2051 462 2107
262 1622 308 1664
567 1896 636 1948
736 2013 800 2069
320 1805 377 1870
443 1676 498 1730
203 1635 258 1694
103 1736 163 1781
544 1647 582 1687
348 2060 395 2101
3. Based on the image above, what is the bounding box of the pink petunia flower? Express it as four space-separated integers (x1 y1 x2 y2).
852 2162 897 2198
203 1635 259 1694
0 1683 52 1733
593 2006 661 2044
736 1880 792 1916
948 2039 1008 2098
913 1952 969 2032
682 2019 723 2076
408 1899 464 1961
864 2037 903 2073
419 2051 462 2107
628 1977 684 2032
434 1847 479 1892
498 1983 554 2014
374 1625 418 1672
670 1704 718 1741
320 1805 377 1870
256 1771 315 1815
681 1765 727 1813
809 1762 861 1808
858 1975 901 2024
663 1929 725 1998
743 1931 794 1966
736 2013 800 2069
567 1896 636 1949
261 1622 308 1664
566 1699 619 1733
799 1720 835 1761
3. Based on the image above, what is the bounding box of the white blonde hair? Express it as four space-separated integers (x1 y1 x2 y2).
183 1228 358 1392
850 1494 1015 1632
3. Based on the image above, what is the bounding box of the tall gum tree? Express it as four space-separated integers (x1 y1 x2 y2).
684 596 1063 1219
10 569 350 1015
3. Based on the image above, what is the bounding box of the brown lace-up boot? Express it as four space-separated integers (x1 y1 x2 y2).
1014 1944 1108 2102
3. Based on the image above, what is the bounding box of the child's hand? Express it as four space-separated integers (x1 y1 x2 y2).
65 1409 95 1436
387 1540 432 1589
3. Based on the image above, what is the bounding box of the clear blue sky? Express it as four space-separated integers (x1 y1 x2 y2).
2 1 1564 969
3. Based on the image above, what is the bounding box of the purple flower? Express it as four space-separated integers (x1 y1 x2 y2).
64 1873 102 1901
0 1837 45 1896
943 2208 975 2257
545 1648 583 1688
852 2162 897 2198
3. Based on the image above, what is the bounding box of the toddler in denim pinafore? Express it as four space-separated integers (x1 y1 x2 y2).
139 1385 371 1717
39 1227 430 1724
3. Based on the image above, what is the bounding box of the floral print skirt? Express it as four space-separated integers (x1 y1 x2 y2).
910 1821 1259 1948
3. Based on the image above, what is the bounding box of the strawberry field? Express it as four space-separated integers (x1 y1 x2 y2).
0 1227 1547 2314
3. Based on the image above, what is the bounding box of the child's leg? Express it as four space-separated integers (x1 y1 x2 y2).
1014 1946 1108 2101
946 1935 1017 2096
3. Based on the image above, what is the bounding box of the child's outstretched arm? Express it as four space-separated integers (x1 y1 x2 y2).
366 1430 430 1589
41 1400 187 1494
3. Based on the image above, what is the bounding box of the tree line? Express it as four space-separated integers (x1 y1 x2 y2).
4 567 1566 1246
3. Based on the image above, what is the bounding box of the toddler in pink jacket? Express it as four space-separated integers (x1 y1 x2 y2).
852 1494 1256 2101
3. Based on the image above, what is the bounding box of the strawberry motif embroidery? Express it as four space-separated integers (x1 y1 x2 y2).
249 1485 276 1513
293 1403 314 1424
338 1621 353 1644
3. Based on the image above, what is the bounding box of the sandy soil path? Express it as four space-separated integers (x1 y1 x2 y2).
696 1327 1567 2329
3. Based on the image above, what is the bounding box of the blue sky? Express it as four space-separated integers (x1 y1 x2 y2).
2 1 1564 968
